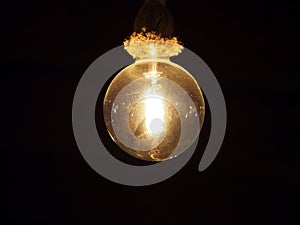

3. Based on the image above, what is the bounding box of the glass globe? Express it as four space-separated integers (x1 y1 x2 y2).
103 57 205 161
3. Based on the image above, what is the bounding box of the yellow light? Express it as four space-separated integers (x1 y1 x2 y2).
103 30 205 161
144 95 165 135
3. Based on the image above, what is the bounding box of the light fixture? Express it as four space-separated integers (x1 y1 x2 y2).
103 29 205 162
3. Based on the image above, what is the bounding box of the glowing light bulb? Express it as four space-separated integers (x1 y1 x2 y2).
103 30 205 161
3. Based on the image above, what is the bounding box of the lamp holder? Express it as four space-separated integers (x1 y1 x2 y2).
134 0 174 37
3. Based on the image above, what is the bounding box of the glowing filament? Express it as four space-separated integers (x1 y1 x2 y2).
144 61 162 84
144 96 165 135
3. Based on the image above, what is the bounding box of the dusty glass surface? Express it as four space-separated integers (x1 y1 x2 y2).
103 59 205 161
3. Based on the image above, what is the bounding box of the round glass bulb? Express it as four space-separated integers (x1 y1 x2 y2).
103 58 205 161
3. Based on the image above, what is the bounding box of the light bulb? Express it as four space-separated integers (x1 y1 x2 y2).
103 31 205 161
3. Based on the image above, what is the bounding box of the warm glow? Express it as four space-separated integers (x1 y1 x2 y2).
144 96 165 135
104 59 205 161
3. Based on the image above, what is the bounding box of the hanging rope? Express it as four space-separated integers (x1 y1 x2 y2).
134 0 174 37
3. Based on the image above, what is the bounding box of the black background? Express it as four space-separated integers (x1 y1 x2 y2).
5 0 299 224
